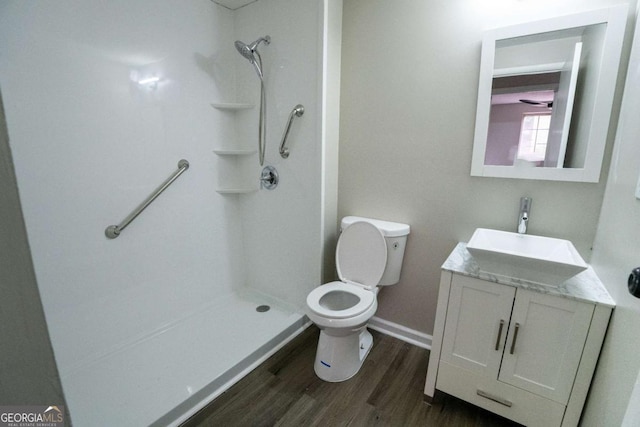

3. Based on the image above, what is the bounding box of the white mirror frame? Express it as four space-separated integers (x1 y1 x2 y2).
471 6 628 182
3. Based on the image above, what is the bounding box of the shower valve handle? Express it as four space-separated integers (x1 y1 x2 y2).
260 166 279 190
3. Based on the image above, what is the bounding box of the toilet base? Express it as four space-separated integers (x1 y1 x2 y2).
313 328 373 382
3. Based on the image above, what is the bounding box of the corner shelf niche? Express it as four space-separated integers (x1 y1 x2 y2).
212 148 257 156
212 101 258 194
213 158 259 193
215 188 258 194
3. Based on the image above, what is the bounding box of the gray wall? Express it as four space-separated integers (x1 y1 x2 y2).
582 3 640 424
338 0 632 334
0 90 68 415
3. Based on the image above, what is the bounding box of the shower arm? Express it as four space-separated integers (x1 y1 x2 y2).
279 104 305 159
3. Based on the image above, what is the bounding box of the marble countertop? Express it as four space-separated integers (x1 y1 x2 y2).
443 243 615 308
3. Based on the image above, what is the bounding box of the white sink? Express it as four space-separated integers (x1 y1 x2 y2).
466 228 588 286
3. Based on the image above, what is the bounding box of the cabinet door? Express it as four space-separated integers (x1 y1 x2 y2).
441 275 515 377
499 289 594 404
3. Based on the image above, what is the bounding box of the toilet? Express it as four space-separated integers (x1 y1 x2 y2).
306 216 410 382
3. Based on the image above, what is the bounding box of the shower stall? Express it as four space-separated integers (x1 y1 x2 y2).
0 0 341 425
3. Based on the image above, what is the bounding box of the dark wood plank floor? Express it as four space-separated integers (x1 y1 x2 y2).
183 326 521 427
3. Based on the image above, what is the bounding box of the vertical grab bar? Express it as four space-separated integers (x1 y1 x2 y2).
279 104 304 159
105 159 189 239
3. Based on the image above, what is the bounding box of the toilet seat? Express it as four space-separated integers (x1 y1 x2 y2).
307 281 375 319
336 221 387 290
307 221 387 320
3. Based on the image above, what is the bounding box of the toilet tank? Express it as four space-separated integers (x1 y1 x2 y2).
341 216 410 286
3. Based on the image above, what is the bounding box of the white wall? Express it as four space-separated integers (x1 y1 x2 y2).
622 372 640 426
0 0 240 395
339 0 634 334
234 0 325 308
581 3 640 424
495 35 583 70
321 0 343 283
567 23 608 168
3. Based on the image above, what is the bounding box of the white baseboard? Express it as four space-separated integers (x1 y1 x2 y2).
368 316 432 350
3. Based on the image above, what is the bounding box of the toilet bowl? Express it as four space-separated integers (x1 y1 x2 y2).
306 216 410 382
307 281 377 331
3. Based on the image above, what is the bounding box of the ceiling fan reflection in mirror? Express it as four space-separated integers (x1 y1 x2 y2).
519 99 553 108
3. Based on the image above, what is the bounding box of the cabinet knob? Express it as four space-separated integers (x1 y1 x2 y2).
628 267 640 298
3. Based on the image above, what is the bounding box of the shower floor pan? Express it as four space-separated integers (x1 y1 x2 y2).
61 290 307 426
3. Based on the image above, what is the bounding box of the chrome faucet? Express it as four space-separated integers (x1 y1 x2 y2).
518 197 531 234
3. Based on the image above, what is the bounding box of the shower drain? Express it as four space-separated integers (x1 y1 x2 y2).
256 305 271 313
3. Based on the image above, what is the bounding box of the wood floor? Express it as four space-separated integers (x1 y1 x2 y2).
182 326 521 427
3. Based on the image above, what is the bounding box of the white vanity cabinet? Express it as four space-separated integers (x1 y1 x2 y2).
425 244 615 427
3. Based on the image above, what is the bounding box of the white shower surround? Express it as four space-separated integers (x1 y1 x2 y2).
0 0 337 425
235 1 326 308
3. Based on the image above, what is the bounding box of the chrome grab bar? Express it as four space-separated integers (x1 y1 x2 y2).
279 104 304 158
105 159 189 239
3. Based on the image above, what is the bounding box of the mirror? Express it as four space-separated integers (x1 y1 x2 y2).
471 6 627 182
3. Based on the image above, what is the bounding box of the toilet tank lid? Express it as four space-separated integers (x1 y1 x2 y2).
341 216 410 237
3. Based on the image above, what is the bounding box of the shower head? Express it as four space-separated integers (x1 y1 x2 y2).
234 36 271 79
234 40 255 61
234 36 270 59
